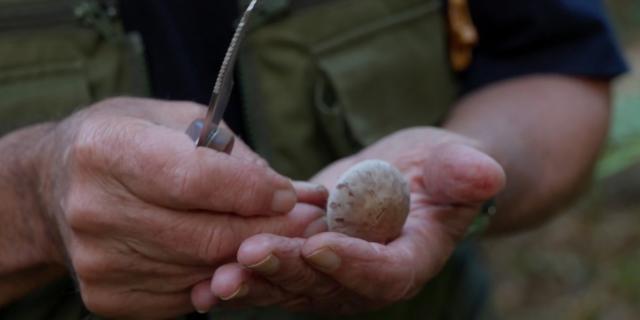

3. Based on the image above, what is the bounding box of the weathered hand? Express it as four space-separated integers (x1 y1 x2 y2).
200 128 505 314
38 97 327 318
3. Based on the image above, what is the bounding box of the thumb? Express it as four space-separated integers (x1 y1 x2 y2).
301 233 425 302
422 143 505 205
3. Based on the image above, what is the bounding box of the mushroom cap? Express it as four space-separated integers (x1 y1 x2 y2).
327 159 410 243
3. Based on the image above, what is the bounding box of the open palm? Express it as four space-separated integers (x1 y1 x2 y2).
193 128 506 314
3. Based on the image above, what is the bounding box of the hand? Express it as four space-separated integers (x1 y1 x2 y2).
37 98 327 318
199 128 505 314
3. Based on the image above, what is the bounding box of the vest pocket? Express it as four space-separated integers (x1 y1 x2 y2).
311 0 456 149
242 0 458 178
0 28 94 135
0 0 148 136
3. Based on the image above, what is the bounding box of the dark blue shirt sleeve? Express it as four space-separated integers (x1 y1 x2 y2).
461 0 629 92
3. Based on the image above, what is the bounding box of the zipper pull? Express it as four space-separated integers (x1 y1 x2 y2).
74 0 120 39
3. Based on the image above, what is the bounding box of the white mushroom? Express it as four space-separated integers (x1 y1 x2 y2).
327 159 410 243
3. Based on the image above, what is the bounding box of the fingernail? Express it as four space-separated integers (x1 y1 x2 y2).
305 248 341 273
247 254 280 275
303 217 328 237
220 284 249 301
271 188 297 213
195 307 208 314
293 181 328 194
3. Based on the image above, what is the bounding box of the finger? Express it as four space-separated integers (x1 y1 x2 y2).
210 263 251 301
81 117 297 216
293 181 329 208
300 232 437 302
237 234 342 297
421 143 506 205
79 285 193 319
67 232 222 303
191 279 219 314
135 127 296 215
210 263 295 308
199 204 325 264
302 217 329 238
100 203 326 266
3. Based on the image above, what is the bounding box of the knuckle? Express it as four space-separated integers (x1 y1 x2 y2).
290 203 325 231
70 118 121 171
196 224 236 264
163 150 217 207
72 246 111 283
70 123 102 168
95 97 141 113
177 100 205 113
168 163 223 211
99 96 132 106
229 166 271 215
244 233 273 249
314 282 346 299
164 163 194 204
62 182 119 236
80 288 122 319
71 111 142 173
287 270 322 293
254 218 287 237
63 187 99 231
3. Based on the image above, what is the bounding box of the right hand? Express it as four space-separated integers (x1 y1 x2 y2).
37 97 327 318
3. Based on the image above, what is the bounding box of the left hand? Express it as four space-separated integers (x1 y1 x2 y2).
192 128 506 314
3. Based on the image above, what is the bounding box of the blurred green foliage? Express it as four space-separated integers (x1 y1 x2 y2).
606 0 640 43
596 1 640 178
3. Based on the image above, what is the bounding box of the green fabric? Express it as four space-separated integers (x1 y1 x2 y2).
596 73 640 179
1 0 488 319
240 0 456 180
0 1 147 317
0 0 148 136
230 0 485 319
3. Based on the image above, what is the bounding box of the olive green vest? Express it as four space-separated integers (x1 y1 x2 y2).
209 1 488 319
0 0 489 319
239 0 455 180
0 0 148 136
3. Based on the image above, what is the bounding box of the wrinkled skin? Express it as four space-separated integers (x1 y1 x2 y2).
38 98 327 319
194 128 506 314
